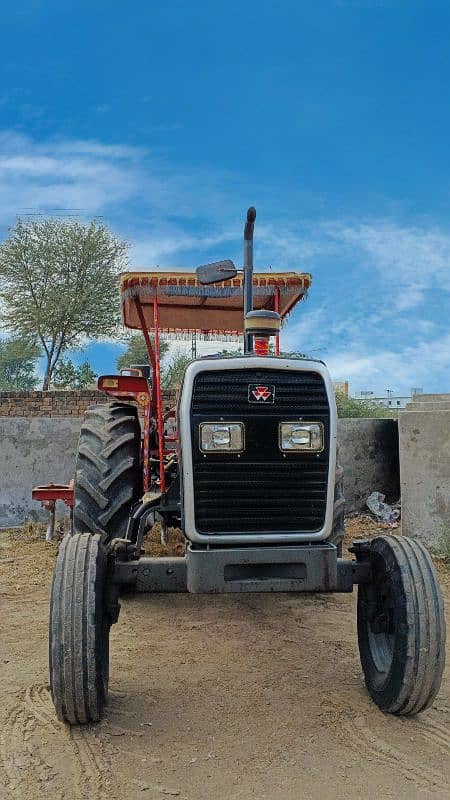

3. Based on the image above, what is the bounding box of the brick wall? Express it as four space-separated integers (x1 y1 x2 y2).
0 389 178 417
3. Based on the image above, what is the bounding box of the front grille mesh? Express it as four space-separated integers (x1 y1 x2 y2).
190 367 330 534
192 369 329 415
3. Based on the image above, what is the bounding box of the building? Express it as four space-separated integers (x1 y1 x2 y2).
355 388 424 410
332 380 349 397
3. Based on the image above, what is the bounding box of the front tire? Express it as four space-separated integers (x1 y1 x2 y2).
357 535 446 715
49 533 111 724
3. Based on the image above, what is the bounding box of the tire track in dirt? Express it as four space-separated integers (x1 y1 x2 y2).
404 709 450 753
0 684 113 800
0 693 63 799
340 711 449 794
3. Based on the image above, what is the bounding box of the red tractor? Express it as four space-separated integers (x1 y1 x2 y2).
35 208 445 725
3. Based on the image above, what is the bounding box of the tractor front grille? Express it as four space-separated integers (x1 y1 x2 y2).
190 367 330 535
191 369 329 415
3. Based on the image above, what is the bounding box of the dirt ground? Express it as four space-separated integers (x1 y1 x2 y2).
0 518 449 800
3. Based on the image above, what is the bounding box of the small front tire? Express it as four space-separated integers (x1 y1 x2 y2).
357 535 446 715
49 533 111 724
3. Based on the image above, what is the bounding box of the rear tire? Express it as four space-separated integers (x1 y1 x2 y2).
74 402 141 544
357 535 446 715
49 533 110 724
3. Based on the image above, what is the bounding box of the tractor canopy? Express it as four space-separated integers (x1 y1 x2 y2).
119 271 311 336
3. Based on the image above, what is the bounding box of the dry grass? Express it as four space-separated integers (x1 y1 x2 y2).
143 523 186 556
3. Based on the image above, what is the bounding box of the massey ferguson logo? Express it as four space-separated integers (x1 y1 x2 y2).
248 384 275 403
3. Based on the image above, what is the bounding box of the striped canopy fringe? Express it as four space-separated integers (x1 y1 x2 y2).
159 331 243 341
121 283 309 301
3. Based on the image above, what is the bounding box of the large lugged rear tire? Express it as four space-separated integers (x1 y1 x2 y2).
50 533 110 724
74 402 141 544
357 535 446 715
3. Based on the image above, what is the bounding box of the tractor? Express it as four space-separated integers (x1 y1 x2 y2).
34 208 445 725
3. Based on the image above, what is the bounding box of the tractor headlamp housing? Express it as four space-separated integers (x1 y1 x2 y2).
279 422 324 452
199 422 244 453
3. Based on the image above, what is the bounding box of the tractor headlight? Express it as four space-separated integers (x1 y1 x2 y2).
279 422 324 452
199 422 244 453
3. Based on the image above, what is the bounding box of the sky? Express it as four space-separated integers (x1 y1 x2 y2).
1 0 450 396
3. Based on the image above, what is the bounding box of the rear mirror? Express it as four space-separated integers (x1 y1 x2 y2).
196 259 237 285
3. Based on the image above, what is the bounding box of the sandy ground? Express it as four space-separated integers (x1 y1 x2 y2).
0 518 449 800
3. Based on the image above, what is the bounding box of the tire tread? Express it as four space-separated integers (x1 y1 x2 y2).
74 402 141 543
49 533 109 724
358 534 445 715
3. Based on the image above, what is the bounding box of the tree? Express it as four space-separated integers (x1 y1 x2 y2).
52 358 78 389
218 347 244 357
0 218 128 389
161 350 192 388
116 333 169 371
52 358 97 389
0 336 41 390
77 360 97 389
335 393 395 419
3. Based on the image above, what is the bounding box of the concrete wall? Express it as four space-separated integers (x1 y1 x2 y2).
0 416 400 528
0 418 81 527
337 418 400 513
399 410 450 545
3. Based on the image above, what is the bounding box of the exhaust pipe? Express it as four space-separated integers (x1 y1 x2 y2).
243 206 256 353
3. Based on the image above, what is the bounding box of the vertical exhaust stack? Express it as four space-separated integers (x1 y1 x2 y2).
243 207 256 353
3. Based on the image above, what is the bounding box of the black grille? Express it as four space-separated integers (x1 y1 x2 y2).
192 369 329 415
190 367 330 534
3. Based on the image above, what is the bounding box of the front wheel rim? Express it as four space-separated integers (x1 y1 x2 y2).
365 560 396 675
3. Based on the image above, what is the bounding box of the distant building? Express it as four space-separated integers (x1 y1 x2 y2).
333 380 349 397
372 395 411 410
354 388 423 410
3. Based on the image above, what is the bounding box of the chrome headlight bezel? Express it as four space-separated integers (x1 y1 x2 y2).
199 421 245 453
278 421 324 452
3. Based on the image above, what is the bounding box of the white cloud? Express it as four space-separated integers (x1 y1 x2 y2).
0 130 242 233
320 332 450 394
0 132 143 220
129 229 236 265
328 220 450 300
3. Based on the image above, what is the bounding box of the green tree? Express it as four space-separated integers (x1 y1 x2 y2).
218 347 244 357
161 350 192 388
335 393 394 418
116 333 169 371
0 337 41 390
77 360 97 389
52 358 97 389
0 218 128 389
52 358 78 389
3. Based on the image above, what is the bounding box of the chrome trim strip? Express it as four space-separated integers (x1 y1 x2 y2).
178 357 337 544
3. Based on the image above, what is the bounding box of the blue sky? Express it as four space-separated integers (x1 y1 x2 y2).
1 0 450 395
